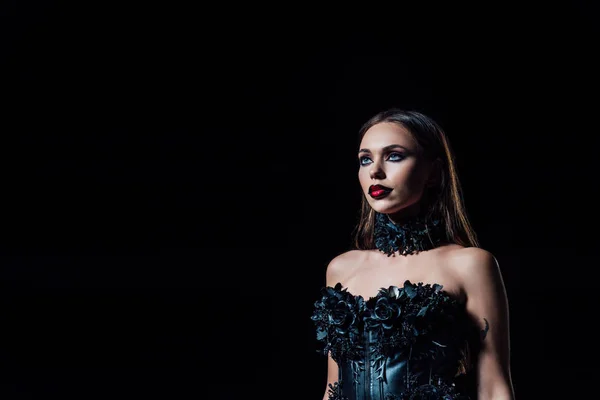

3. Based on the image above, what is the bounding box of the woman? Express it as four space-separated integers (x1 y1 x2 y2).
311 109 515 399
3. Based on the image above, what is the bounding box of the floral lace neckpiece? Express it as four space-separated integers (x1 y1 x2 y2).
374 212 445 257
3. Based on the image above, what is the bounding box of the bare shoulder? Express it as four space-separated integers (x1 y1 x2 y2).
447 246 498 270
325 250 366 287
445 246 505 294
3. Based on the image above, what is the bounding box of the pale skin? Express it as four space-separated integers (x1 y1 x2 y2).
321 122 515 400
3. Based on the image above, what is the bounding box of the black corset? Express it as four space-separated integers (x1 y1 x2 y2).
312 281 485 400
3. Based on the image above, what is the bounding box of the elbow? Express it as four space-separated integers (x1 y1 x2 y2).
479 381 515 400
479 368 515 400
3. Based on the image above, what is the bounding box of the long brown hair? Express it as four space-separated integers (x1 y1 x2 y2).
352 108 479 250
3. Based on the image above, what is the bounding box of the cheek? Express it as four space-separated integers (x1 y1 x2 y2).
391 165 428 192
405 169 427 188
358 169 370 187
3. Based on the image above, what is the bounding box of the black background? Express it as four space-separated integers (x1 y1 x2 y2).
2 2 599 399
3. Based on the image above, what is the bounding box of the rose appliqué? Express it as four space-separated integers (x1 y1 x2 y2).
363 281 463 381
311 283 366 363
366 291 402 330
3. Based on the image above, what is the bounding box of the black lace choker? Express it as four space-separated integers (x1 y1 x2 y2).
374 212 445 257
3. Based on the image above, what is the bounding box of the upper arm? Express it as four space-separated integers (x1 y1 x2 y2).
456 248 515 399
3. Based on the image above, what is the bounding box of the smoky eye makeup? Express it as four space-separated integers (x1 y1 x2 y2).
386 152 406 161
358 151 406 166
357 155 370 166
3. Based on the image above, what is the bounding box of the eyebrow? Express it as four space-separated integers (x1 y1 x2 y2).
358 144 410 154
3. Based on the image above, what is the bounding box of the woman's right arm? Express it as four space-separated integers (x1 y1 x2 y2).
322 354 339 400
321 252 350 400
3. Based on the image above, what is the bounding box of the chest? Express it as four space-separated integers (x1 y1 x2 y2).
341 253 463 301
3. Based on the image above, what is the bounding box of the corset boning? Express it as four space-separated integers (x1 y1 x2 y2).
337 330 470 400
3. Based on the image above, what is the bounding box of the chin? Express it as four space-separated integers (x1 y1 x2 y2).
369 196 423 216
368 201 403 215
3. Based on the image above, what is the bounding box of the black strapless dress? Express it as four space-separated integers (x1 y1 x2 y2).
311 280 486 400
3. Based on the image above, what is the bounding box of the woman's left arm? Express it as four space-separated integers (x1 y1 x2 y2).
456 248 515 400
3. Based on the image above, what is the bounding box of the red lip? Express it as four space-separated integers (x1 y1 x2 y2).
369 185 392 199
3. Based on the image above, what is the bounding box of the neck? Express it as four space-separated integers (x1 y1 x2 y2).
385 202 422 224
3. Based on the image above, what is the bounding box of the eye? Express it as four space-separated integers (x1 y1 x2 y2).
359 156 372 166
387 152 405 162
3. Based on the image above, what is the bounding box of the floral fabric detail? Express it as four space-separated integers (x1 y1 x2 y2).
374 212 444 256
311 283 366 363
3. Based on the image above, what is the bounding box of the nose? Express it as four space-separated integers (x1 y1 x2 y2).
369 164 385 180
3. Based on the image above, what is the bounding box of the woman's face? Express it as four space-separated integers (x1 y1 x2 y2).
358 122 434 218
